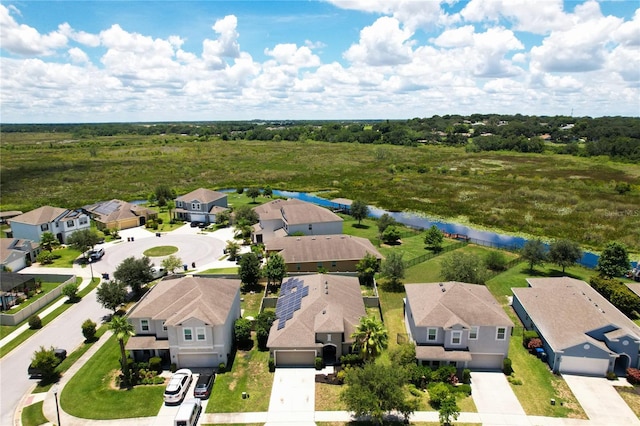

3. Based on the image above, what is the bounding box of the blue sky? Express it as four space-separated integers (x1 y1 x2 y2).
1 0 639 122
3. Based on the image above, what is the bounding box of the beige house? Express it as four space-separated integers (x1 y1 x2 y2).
267 274 366 367
265 234 383 273
126 276 241 369
83 199 158 230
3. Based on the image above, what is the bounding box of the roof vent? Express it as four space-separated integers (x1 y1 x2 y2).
441 288 446 292
322 310 326 314
439 283 443 287
325 289 329 294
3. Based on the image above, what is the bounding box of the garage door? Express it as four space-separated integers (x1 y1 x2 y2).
190 214 206 222
468 354 504 370
274 350 316 367
559 356 608 376
178 353 216 368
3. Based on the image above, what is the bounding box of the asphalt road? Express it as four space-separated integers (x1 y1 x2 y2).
0 287 111 426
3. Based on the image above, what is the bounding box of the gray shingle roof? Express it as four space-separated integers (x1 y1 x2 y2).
9 206 67 225
254 198 342 224
265 235 383 263
176 188 227 204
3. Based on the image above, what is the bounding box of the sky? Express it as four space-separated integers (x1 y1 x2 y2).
1 0 639 123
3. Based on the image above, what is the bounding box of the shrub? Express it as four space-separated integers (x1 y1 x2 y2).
432 365 457 383
315 357 324 370
456 384 472 396
523 330 539 347
81 319 97 341
36 251 56 265
627 368 640 385
234 318 252 345
407 384 423 397
170 363 177 373
340 353 363 367
606 371 618 381
389 343 416 367
462 369 471 385
149 356 162 374
268 357 275 372
218 363 226 373
485 251 507 271
527 338 543 351
508 376 523 385
29 315 42 329
428 382 451 408
62 282 80 301
503 358 513 375
156 217 163 225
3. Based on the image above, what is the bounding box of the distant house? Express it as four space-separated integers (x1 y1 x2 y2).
265 234 383 273
0 238 39 272
0 272 37 310
174 188 228 224
8 206 91 244
252 199 343 243
404 282 513 370
267 274 366 367
83 199 157 230
126 276 241 369
512 277 640 376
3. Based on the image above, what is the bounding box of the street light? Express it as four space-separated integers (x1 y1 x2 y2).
52 384 61 426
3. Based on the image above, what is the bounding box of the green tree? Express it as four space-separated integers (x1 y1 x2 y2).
380 251 405 291
350 200 369 225
255 310 276 350
264 253 286 286
356 252 380 287
548 239 582 273
113 256 154 298
82 319 97 342
263 186 273 197
597 241 630 278
61 282 80 302
389 343 417 367
166 199 175 220
216 210 231 226
225 240 241 261
239 252 261 289
484 250 507 271
440 251 487 284
161 254 183 274
30 346 61 381
155 185 175 207
40 231 59 252
67 229 101 260
351 316 389 362
109 315 135 387
340 363 418 425
234 318 252 347
439 392 460 426
96 280 128 313
377 213 396 234
246 187 261 202
424 225 444 252
521 239 548 272
233 205 259 225
381 226 401 244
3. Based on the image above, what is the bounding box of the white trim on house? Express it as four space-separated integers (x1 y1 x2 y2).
496 327 507 340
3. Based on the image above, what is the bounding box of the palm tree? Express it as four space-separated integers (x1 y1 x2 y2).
109 315 135 386
40 231 59 252
351 316 389 362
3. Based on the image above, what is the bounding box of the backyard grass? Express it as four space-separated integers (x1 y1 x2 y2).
61 334 164 419
143 245 178 257
617 386 640 418
200 267 239 274
241 284 266 318
206 336 273 413
21 401 48 426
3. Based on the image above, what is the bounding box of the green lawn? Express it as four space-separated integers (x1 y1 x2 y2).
206 336 273 413
200 267 239 274
21 401 48 426
143 245 178 257
241 284 266 318
4 281 62 314
61 334 164 419
42 247 83 267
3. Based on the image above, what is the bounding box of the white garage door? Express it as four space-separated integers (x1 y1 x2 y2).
274 350 316 367
190 214 206 222
560 356 608 376
178 353 216 368
469 354 504 370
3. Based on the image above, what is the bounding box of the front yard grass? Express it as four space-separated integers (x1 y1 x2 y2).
206 336 273 413
200 267 239 274
21 401 48 426
42 247 83 267
616 386 640 417
61 334 164 419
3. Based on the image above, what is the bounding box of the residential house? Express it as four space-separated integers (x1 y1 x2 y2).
265 234 383 273
0 238 39 272
83 199 158 231
512 277 640 376
8 206 91 244
126 276 241 368
174 188 228 224
267 274 366 367
404 282 514 370
252 198 343 243
0 272 36 310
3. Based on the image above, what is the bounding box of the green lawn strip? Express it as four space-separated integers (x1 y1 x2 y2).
143 245 178 257
206 341 273 413
21 400 48 426
44 247 83 268
199 267 239 274
61 334 164 419
241 285 266 318
4 282 63 315
0 278 100 359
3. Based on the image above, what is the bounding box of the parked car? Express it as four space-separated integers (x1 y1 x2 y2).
151 266 168 279
193 372 215 399
174 398 201 426
164 369 193 405
190 221 200 228
28 348 67 377
88 248 105 262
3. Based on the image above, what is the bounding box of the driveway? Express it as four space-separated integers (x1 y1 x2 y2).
265 368 316 426
471 371 529 425
563 374 640 425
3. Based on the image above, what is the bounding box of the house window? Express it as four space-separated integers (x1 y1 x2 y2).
176 201 182 207
79 217 88 225
427 328 438 341
331 261 337 268
317 262 323 269
469 326 479 340
40 224 49 231
67 220 75 227
451 330 462 345
296 264 301 271
327 334 332 342
308 224 313 230
496 327 507 340
196 327 206 341
183 328 193 341
141 319 149 332
162 321 167 331
191 203 200 210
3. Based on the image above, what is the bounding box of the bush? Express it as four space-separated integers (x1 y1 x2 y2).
627 368 640 385
315 357 324 370
432 365 457 383
234 318 252 345
606 371 618 381
156 217 163 225
36 251 56 265
527 338 543 351
523 330 539 347
340 353 363 367
170 363 177 373
62 282 80 301
407 384 424 397
218 363 226 373
389 343 416 367
29 315 42 329
149 357 162 374
81 319 97 341
428 382 451 408
503 358 513 375
508 376 523 385
456 383 472 396
462 369 471 385
268 357 275 372
485 251 507 271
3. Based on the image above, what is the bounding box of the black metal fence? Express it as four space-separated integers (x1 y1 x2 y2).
403 241 468 269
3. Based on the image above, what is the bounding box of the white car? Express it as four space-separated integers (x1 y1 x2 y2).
164 369 193 405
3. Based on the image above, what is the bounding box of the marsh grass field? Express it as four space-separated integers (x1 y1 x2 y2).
1 132 638 254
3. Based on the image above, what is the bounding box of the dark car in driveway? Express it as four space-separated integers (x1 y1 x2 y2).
28 348 67 378
193 372 215 399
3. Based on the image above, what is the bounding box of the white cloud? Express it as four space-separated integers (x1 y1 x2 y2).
264 44 321 68
327 0 452 30
0 4 67 55
202 15 240 67
432 25 475 48
68 47 90 64
344 16 414 66
58 22 100 47
459 0 570 34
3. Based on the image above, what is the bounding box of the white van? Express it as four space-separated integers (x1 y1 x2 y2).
174 398 201 426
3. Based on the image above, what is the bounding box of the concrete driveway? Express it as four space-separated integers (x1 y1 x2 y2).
471 371 529 425
563 374 640 425
265 368 316 426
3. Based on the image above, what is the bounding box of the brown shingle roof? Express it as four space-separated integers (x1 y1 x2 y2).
254 198 342 225
9 206 67 225
405 282 512 328
265 235 383 263
128 276 240 326
254 198 305 221
415 345 472 362
84 200 157 223
267 274 366 348
176 188 226 204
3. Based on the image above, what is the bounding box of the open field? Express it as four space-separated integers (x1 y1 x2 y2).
1 133 638 254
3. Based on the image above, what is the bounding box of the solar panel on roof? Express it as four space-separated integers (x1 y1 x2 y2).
274 278 311 330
